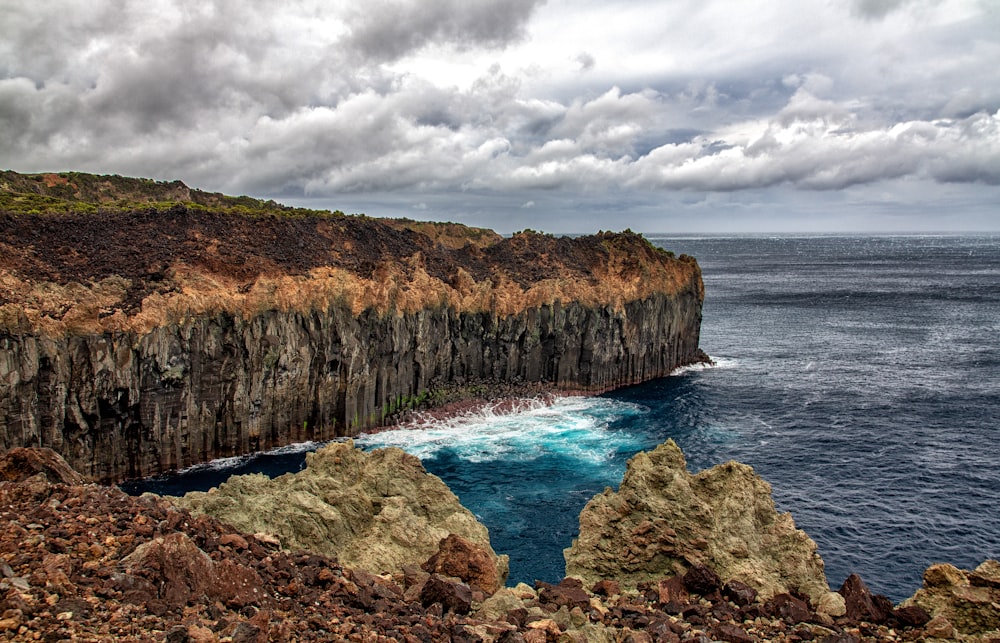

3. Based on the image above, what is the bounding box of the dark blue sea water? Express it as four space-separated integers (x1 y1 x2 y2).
124 235 1000 602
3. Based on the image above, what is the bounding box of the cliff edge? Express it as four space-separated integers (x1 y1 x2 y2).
0 171 707 482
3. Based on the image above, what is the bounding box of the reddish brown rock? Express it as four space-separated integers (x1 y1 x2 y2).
893 604 931 627
536 578 591 611
657 576 691 607
121 532 216 607
0 447 85 484
121 532 266 609
683 565 721 595
219 533 249 550
211 559 267 608
837 574 892 624
420 574 473 615
592 579 621 597
722 580 758 607
763 593 812 624
713 622 755 643
422 533 502 594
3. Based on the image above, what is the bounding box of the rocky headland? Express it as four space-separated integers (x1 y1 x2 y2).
0 171 706 483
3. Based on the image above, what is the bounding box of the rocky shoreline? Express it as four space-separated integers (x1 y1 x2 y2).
3 446 998 642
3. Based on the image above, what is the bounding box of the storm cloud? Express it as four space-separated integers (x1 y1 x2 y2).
1 0 997 232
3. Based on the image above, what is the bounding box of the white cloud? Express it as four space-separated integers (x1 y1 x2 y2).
0 0 997 231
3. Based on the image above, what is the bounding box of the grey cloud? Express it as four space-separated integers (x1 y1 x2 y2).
850 0 926 20
343 0 546 62
928 111 1000 185
575 52 596 71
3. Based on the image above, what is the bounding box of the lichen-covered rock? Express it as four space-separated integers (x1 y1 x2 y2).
563 439 829 603
172 440 509 583
901 560 1000 641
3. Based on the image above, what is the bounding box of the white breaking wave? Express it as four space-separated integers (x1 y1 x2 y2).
355 396 647 465
165 439 328 476
671 355 738 375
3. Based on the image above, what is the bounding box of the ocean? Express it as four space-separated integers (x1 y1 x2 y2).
123 234 1000 603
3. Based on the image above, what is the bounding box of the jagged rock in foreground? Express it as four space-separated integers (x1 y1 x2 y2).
564 439 833 605
1 171 707 483
0 446 84 484
171 440 509 585
900 559 1000 642
0 448 964 641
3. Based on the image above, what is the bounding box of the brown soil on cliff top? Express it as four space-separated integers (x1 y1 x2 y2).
0 171 701 335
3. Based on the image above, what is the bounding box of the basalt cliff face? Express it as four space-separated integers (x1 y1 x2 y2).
0 171 706 482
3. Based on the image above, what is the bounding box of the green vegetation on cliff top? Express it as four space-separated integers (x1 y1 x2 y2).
0 170 342 219
0 170 509 249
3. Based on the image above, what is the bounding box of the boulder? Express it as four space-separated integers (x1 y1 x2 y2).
0 447 85 484
837 573 892 624
763 593 812 624
475 588 528 621
893 604 931 627
120 532 266 609
422 533 503 594
535 578 591 612
591 579 621 598
713 623 755 643
173 441 508 583
902 560 1000 639
420 574 473 614
564 440 829 603
682 564 721 595
815 590 847 618
722 580 758 607
657 576 691 607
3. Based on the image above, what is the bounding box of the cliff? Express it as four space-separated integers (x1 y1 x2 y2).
0 171 706 482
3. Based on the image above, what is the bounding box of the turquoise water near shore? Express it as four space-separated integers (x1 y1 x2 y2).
125 234 1000 603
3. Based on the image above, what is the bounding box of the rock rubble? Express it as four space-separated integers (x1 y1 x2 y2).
3 446 992 642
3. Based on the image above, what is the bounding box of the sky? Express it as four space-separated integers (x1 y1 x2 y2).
2 0 999 234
